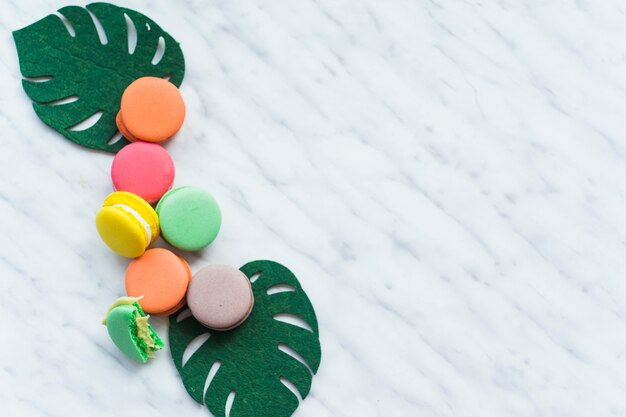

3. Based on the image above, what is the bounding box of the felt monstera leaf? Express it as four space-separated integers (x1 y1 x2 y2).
170 260 322 417
13 2 185 153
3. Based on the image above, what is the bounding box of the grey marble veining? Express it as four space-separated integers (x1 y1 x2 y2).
2 0 626 416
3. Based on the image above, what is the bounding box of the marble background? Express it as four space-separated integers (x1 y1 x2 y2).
2 0 626 415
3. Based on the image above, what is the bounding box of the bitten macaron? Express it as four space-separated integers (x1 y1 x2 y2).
156 186 221 251
187 265 254 331
116 77 185 143
111 142 175 204
126 248 191 316
96 191 159 258
102 296 163 363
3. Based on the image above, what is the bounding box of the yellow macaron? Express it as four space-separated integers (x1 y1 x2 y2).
96 191 160 258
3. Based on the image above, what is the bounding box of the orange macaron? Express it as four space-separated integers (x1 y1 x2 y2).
117 77 185 143
125 248 191 316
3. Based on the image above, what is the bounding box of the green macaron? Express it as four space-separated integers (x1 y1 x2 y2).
155 186 222 251
102 296 164 363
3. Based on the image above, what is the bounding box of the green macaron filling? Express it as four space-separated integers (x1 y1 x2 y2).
132 308 164 359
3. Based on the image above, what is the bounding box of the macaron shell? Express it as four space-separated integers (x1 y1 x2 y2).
111 142 175 204
125 248 191 315
116 111 139 142
156 186 221 251
156 296 188 317
105 304 146 363
215 288 254 330
187 265 254 331
96 206 149 258
153 254 193 316
103 191 160 244
118 77 185 143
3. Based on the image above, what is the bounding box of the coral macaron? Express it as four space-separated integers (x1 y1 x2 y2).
116 77 185 143
111 142 175 204
95 191 159 258
125 248 191 316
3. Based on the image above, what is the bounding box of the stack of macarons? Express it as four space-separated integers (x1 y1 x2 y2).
100 77 254 363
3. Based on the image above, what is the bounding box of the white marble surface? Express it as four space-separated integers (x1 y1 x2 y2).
2 0 626 415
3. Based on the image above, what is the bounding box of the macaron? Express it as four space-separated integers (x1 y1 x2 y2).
96 191 159 258
102 296 164 363
187 265 254 331
156 186 221 251
125 248 191 316
116 77 185 143
111 142 175 204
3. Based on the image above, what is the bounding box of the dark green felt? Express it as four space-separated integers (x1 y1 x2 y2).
169 260 322 417
13 2 185 153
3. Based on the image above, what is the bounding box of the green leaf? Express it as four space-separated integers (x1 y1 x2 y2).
170 260 322 417
13 2 185 153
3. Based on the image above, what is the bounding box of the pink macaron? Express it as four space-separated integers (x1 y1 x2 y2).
187 265 254 331
111 142 175 204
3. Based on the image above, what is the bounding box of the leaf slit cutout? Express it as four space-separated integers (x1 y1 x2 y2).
48 95 79 106
67 110 103 131
152 36 166 65
202 360 222 403
55 12 75 37
123 13 137 54
107 131 123 146
225 391 236 417
278 343 314 375
86 9 108 44
273 313 314 332
182 333 211 367
280 377 303 402
25 75 53 83
267 284 296 295
249 272 261 283
176 308 193 322
163 73 172 81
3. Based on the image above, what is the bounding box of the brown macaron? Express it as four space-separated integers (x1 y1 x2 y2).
186 265 254 331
